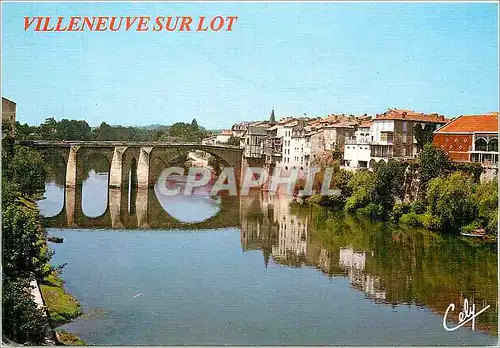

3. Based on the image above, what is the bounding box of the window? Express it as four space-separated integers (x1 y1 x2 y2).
488 138 498 152
475 138 487 151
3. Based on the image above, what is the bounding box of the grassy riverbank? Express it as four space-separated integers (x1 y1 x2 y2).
297 144 498 239
40 272 82 325
55 330 87 346
40 272 87 345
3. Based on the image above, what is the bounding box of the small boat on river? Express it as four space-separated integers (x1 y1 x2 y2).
460 228 486 238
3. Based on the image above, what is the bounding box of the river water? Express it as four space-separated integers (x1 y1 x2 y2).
37 165 498 345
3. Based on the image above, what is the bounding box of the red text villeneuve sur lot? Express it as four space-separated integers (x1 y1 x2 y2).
24 16 238 32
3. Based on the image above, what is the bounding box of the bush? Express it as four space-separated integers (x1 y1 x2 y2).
316 194 345 209
418 212 442 230
2 198 53 279
345 170 375 212
453 162 483 183
400 212 421 227
2 278 48 345
461 221 483 234
474 179 498 235
426 172 477 233
357 203 384 220
306 194 323 204
392 203 411 221
411 199 427 214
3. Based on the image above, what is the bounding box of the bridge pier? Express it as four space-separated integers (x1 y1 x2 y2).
64 185 82 227
136 188 149 228
65 146 81 187
109 146 128 188
109 188 123 228
138 147 153 188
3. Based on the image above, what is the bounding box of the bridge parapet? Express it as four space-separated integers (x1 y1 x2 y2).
22 140 242 150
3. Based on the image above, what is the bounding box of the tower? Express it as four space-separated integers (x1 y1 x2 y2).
269 108 276 125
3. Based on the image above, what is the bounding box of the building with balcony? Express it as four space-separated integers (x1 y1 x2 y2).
343 121 372 168
368 109 448 167
322 121 356 152
262 125 282 166
277 119 299 170
243 125 268 158
433 112 498 167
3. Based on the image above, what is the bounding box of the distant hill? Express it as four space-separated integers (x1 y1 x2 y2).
139 124 170 130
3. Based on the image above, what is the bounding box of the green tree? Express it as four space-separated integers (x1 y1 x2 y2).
416 143 451 192
14 122 36 140
2 278 48 345
92 122 114 140
39 117 58 140
168 122 206 143
344 170 375 212
474 179 498 234
3 146 46 197
414 123 437 151
56 119 91 140
426 172 476 233
2 181 53 279
372 160 408 210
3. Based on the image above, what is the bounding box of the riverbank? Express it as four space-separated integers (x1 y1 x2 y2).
292 145 498 240
39 272 86 345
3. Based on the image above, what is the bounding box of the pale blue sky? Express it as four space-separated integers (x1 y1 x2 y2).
2 2 498 129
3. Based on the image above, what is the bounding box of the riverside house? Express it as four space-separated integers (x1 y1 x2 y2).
433 112 498 167
344 109 448 169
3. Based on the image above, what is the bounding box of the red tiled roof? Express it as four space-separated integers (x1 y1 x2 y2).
434 112 498 133
375 109 448 123
359 120 373 127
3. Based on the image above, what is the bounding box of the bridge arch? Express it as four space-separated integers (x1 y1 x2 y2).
148 145 242 187
78 151 111 218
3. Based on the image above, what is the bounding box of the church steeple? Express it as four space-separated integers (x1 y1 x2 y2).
269 108 276 124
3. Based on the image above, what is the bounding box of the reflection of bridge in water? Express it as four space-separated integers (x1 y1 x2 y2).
42 185 240 230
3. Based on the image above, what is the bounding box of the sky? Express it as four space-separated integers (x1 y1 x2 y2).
1 2 498 129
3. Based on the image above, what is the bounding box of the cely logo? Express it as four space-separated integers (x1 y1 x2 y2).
443 298 490 332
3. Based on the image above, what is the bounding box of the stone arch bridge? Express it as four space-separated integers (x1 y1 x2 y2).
24 141 244 188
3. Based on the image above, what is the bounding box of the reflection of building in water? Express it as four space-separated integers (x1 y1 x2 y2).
339 247 366 270
240 192 309 267
272 207 308 263
302 245 335 276
339 246 386 301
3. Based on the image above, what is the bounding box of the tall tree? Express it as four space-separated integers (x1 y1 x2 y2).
414 123 437 151
417 143 452 192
